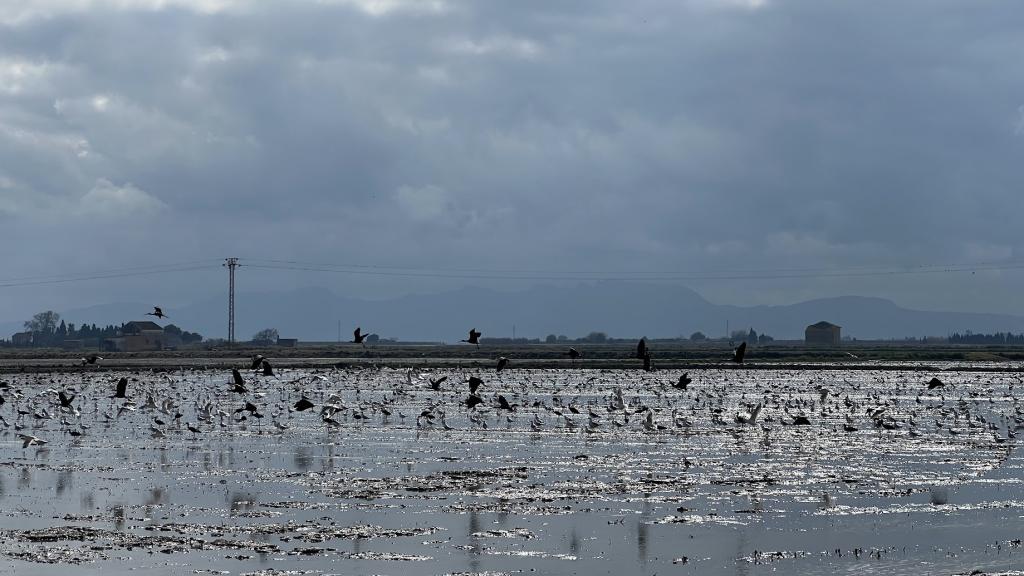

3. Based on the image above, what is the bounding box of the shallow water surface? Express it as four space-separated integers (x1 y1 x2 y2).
1 365 1023 575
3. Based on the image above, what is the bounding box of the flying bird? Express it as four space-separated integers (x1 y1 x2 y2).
294 397 315 412
430 376 448 390
462 328 482 347
58 391 75 409
353 327 368 345
261 359 274 377
735 403 762 424
927 377 944 390
81 354 103 366
674 373 692 390
496 357 509 372
146 306 167 319
18 434 47 448
468 376 483 395
250 354 265 370
497 395 516 411
465 394 484 409
733 342 747 364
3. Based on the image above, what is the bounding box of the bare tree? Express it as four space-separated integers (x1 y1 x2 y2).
252 328 279 343
24 311 60 334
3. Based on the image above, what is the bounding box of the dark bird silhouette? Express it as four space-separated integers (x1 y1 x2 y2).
733 342 747 364
927 377 944 390
230 369 248 393
235 401 260 415
81 354 103 365
250 354 264 370
567 347 581 361
468 376 483 395
643 352 652 372
430 376 448 390
462 328 482 347
146 306 167 319
465 394 484 409
58 391 75 409
261 359 274 377
353 327 368 345
497 395 516 411
674 373 692 390
294 397 315 412
496 357 509 372
792 415 811 425
636 338 647 360
113 377 128 399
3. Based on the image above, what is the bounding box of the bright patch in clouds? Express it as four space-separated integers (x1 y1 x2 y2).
79 179 166 217
445 36 542 58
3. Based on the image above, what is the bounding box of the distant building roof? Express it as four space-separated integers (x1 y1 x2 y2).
808 321 841 329
124 321 163 333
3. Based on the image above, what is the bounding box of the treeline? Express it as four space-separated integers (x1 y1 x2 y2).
481 329 775 345
7 310 202 347
948 331 1024 345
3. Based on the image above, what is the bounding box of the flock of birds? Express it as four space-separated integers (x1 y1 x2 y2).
3 309 1023 460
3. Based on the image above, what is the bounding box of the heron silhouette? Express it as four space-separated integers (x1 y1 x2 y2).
462 328 482 347
733 342 747 364
146 306 167 320
430 376 448 390
567 347 581 366
636 338 647 360
230 369 248 393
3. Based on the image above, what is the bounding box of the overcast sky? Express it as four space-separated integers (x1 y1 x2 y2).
0 0 1021 323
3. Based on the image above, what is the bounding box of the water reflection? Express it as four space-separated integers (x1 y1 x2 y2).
110 505 125 531
294 445 313 472
467 510 482 573
56 469 73 496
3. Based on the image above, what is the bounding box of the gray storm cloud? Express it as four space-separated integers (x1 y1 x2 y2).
0 0 1021 320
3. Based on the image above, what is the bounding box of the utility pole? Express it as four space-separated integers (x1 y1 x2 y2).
224 257 239 345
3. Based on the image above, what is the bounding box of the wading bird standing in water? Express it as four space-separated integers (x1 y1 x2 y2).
567 347 581 366
636 338 647 360
733 341 747 364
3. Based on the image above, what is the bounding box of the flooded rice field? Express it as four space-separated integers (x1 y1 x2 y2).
2 364 1024 575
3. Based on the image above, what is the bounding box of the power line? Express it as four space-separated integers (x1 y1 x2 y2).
0 263 222 289
240 261 1024 282
0 259 220 284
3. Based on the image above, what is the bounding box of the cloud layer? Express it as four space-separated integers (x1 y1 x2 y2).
0 0 1021 324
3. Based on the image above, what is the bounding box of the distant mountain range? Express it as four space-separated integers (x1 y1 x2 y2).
3 282 1023 342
